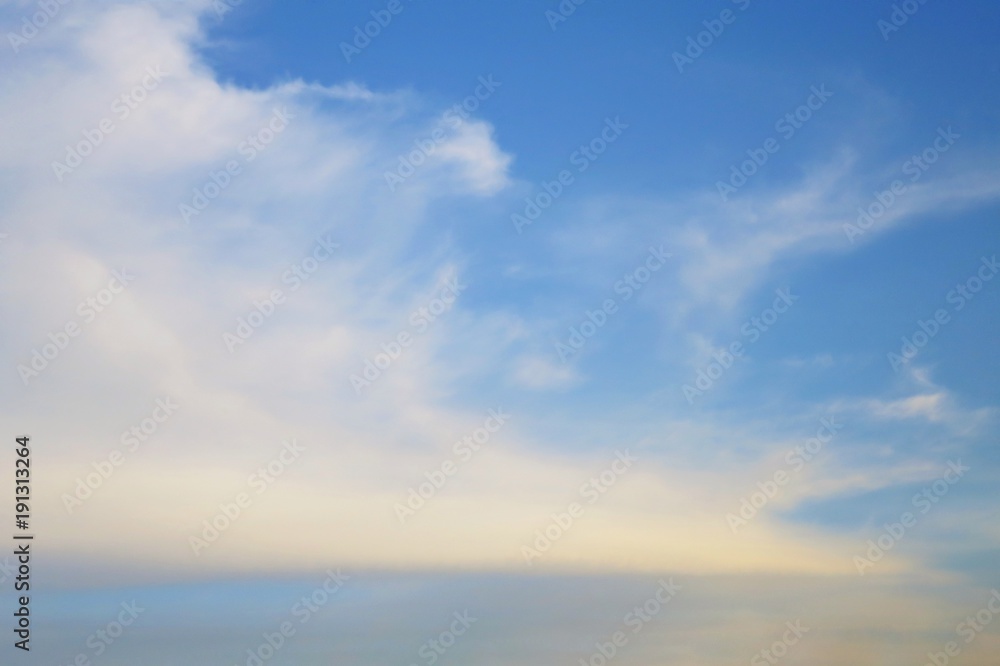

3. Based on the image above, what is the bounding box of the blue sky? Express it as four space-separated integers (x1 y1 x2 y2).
2 0 1000 663
194 0 1000 412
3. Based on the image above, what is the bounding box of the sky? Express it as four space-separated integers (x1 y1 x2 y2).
1 0 999 664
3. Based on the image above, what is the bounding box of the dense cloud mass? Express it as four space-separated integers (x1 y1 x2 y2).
1 1 999 663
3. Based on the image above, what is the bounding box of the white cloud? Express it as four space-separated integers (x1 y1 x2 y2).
1 0 994 585
510 353 581 390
